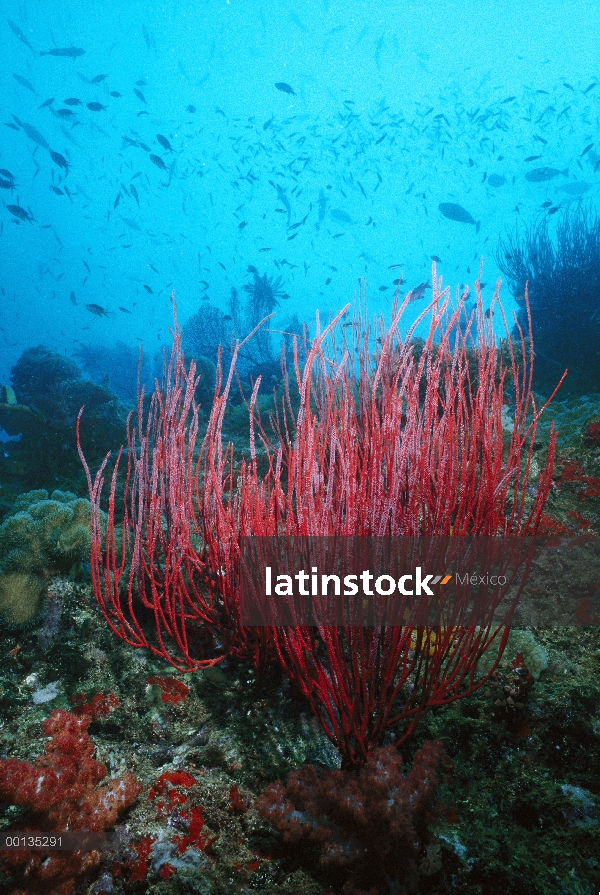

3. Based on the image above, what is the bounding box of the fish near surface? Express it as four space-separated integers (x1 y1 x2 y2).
275 82 295 95
439 202 480 232
524 166 568 182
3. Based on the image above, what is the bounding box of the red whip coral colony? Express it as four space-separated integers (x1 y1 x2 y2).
78 268 562 770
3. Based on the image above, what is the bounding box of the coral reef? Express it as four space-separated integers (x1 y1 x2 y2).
496 202 600 396
256 739 445 894
0 347 127 503
0 490 102 626
0 703 141 895
72 340 157 405
182 269 293 395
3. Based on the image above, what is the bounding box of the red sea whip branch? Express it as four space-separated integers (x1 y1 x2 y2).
77 303 272 672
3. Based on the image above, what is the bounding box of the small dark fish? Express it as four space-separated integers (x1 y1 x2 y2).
119 306 131 313
6 204 33 222
563 82 574 91
524 155 542 162
378 285 388 291
144 284 153 293
501 96 516 103
408 282 430 302
85 303 110 317
325 277 331 285
13 74 38 95
86 102 106 111
156 134 173 152
580 143 594 157
0 179 13 190
8 19 36 52
110 91 122 98
275 81 295 95
439 202 480 231
134 88 146 103
49 150 69 172
13 116 50 149
541 200 552 208
63 97 82 105
331 208 352 223
187 104 196 113
50 185 64 195
40 47 85 57
55 108 76 118
149 154 166 170
547 206 560 215
90 73 107 83
238 221 247 229
114 192 121 208
39 97 55 108
430 255 442 263
524 166 568 182
584 82 597 93
130 184 139 205
533 134 547 144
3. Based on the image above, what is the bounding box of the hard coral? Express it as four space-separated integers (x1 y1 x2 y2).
256 739 444 894
0 705 141 895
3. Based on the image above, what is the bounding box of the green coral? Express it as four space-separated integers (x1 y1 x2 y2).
0 490 103 626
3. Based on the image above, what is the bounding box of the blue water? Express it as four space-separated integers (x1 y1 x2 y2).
0 0 598 387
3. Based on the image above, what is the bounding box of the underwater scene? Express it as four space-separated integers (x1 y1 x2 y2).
0 0 599 893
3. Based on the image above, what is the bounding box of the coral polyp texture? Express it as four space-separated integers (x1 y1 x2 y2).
0 703 141 894
0 490 101 626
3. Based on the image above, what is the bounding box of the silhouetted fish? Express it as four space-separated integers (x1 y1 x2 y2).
8 20 35 52
275 82 295 95
85 303 110 317
13 74 38 95
13 116 50 149
524 166 568 182
40 47 85 57
49 150 69 172
6 204 34 222
149 154 166 170
156 134 173 152
439 202 480 232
